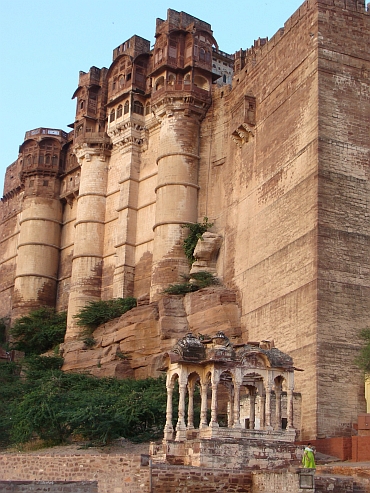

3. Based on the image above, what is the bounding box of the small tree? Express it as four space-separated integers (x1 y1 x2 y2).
10 308 67 355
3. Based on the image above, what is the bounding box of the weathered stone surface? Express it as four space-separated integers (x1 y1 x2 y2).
158 296 186 318
187 304 242 339
183 287 237 316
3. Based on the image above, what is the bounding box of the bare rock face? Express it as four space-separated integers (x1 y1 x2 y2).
62 287 242 378
184 287 242 341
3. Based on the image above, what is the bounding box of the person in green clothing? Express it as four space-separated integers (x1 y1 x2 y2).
302 443 316 469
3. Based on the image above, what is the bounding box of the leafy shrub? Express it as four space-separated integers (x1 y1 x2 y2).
0 361 23 448
0 317 8 345
74 297 137 332
9 370 168 446
181 217 214 264
163 271 219 295
10 308 67 355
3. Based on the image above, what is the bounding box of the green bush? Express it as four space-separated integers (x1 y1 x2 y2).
9 369 168 446
0 318 8 345
355 328 370 373
163 271 219 295
10 308 67 355
0 361 23 448
74 297 137 332
181 217 214 264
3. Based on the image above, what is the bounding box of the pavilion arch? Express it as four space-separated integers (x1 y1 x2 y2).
155 76 165 91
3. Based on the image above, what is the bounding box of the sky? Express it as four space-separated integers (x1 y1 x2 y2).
0 0 303 194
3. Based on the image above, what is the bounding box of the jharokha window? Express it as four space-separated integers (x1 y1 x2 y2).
133 101 144 115
117 104 123 119
124 101 129 114
110 109 116 123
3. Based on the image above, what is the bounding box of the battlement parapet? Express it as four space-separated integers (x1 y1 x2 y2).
234 0 368 74
24 128 68 141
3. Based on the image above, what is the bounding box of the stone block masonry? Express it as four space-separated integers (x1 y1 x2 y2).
0 481 97 493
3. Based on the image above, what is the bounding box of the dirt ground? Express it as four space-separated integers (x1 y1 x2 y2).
1 439 152 456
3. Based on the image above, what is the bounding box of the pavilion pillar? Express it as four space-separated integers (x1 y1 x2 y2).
200 382 208 428
259 394 266 430
265 386 272 429
187 381 195 430
275 388 282 430
228 387 234 427
287 386 294 429
210 374 220 428
175 383 187 441
164 381 174 440
233 381 242 429
250 392 256 430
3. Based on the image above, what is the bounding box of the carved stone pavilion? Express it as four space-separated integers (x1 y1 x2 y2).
151 332 301 469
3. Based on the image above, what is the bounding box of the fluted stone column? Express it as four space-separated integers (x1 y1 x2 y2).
108 126 143 299
65 146 109 340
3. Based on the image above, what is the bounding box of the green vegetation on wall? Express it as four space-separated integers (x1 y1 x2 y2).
74 297 137 332
181 217 214 265
163 271 219 295
355 328 370 373
10 308 67 356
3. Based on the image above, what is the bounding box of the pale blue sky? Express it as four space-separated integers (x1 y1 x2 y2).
0 0 303 194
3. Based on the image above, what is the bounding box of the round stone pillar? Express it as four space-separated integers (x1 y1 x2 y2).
13 197 62 321
150 101 208 301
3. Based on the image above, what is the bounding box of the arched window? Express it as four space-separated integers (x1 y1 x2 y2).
199 48 206 62
124 101 129 114
184 73 191 85
145 103 151 116
119 76 125 88
194 75 209 91
155 76 164 91
110 109 115 123
45 155 51 165
52 155 58 166
168 74 176 86
117 104 123 119
133 101 144 115
27 155 32 166
39 154 44 165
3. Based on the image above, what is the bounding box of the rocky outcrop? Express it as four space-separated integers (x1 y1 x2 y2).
61 286 242 379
